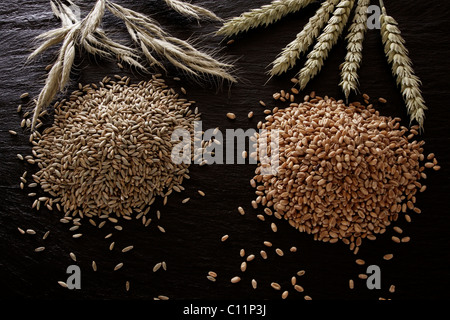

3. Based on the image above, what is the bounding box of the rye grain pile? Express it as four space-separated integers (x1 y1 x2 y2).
251 93 439 251
29 74 199 220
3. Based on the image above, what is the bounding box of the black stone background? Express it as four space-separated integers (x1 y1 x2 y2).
0 0 449 300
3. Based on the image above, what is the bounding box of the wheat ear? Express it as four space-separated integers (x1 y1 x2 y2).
270 0 340 76
107 1 236 83
339 0 369 100
216 0 316 37
297 0 355 90
380 5 427 128
31 0 82 129
30 0 140 129
79 0 105 42
32 29 78 129
55 1 143 68
164 0 222 21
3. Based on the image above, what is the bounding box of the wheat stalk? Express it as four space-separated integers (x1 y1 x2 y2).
339 0 369 100
32 30 78 129
28 0 235 129
216 0 316 37
27 27 72 61
106 1 236 83
164 0 222 21
54 0 142 68
52 0 78 26
380 3 427 128
29 0 144 129
297 0 354 90
270 0 340 76
79 0 105 42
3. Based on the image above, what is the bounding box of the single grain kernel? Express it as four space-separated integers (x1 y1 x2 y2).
383 254 394 260
231 276 241 283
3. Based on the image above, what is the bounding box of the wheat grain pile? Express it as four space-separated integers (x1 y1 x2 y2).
251 93 439 252
29 74 199 221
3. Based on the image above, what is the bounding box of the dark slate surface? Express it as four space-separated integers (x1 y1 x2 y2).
0 0 449 300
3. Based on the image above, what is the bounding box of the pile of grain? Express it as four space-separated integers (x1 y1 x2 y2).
28 74 199 221
251 92 439 252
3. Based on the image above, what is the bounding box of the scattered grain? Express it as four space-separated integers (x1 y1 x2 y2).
271 282 281 290
231 276 241 283
355 259 365 266
246 254 255 262
297 270 306 276
401 236 411 243
383 254 394 261
153 262 162 272
294 285 304 292
207 275 216 282
226 112 236 120
208 271 217 278
291 276 296 286
263 241 273 247
260 250 268 259
182 198 190 204
270 223 277 233
391 227 403 236
122 245 134 253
